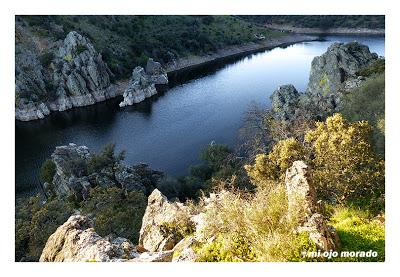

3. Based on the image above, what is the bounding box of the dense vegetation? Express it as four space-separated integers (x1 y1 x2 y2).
239 15 385 29
15 37 385 262
17 15 283 79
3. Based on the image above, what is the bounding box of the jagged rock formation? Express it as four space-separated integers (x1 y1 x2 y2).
40 215 173 262
41 161 342 262
15 30 119 121
270 84 300 120
285 161 340 251
307 42 378 97
49 143 163 200
269 42 379 121
119 59 168 107
138 189 192 252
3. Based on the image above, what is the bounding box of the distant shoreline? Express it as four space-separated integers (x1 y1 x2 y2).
166 34 317 74
264 24 385 36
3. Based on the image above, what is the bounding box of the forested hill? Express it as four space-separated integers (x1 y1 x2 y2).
238 15 384 29
16 15 283 79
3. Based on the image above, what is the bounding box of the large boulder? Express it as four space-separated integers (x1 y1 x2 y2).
270 84 300 121
119 59 168 107
138 189 192 252
119 67 157 107
40 215 139 262
40 215 174 262
306 41 378 109
285 161 340 251
51 143 91 199
146 58 168 85
285 161 317 222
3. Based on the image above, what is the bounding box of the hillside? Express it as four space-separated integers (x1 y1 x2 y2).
239 15 384 30
17 15 285 79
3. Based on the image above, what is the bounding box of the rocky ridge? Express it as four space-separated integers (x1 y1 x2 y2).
119 58 168 107
46 143 163 200
40 160 339 262
270 41 380 120
16 31 118 121
15 25 168 121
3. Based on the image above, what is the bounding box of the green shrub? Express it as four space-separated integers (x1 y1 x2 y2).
80 187 147 243
305 114 385 203
340 73 385 156
39 159 56 184
86 143 125 174
39 52 54 68
195 186 315 262
357 59 385 77
15 195 74 261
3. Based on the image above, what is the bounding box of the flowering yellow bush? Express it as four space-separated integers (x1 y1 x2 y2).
305 113 384 202
244 138 306 186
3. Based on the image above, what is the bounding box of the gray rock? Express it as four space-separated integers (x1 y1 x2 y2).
15 31 118 121
49 143 162 199
119 58 168 107
306 41 378 110
270 84 300 121
138 189 192 252
39 215 139 262
285 161 340 251
40 214 174 262
146 58 168 85
51 143 91 198
172 236 198 262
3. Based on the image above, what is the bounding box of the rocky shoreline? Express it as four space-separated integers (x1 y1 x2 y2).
15 32 316 122
264 24 385 36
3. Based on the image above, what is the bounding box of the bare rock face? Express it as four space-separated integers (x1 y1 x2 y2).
270 84 301 121
146 58 169 85
285 161 317 221
306 41 378 109
119 67 157 107
171 236 198 262
15 31 118 121
138 189 192 252
119 59 168 107
39 215 139 262
285 161 340 251
40 215 174 262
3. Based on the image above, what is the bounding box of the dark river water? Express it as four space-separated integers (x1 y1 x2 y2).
15 35 385 196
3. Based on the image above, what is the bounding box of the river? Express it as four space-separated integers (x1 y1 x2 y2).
15 35 385 196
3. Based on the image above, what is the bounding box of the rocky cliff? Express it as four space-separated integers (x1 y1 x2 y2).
40 160 339 262
15 29 119 121
15 22 168 121
45 143 163 200
270 41 380 121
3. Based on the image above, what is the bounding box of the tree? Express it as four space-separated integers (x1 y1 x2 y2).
244 138 306 187
39 159 56 184
305 113 384 202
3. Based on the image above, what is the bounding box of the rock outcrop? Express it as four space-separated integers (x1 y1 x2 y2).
40 215 173 262
307 42 377 97
269 42 379 121
119 59 168 107
49 143 163 200
15 30 119 121
138 189 192 252
270 84 300 121
285 161 340 251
